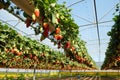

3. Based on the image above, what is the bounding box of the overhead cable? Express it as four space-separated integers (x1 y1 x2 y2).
67 0 85 8
72 14 94 23
79 20 113 27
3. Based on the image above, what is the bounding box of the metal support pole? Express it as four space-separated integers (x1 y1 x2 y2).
33 63 36 80
4 68 8 80
93 0 101 69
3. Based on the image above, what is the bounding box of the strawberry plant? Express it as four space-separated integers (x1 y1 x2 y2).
101 14 120 70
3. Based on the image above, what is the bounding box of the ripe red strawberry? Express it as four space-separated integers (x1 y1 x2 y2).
55 27 60 34
42 16 45 22
40 35 46 41
17 51 23 56
34 8 40 17
43 22 49 29
58 42 61 49
23 56 27 59
58 35 63 40
43 30 49 37
70 46 75 51
30 54 33 59
57 18 60 23
65 41 71 49
54 35 58 40
25 17 32 28
43 23 49 37
11 49 15 54
33 56 38 60
41 53 45 57
54 34 63 40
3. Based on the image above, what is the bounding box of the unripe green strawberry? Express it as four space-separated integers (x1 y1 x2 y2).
32 13 36 21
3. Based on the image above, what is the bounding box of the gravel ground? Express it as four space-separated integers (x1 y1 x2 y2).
37 76 120 80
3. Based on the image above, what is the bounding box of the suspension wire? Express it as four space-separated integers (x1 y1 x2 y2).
6 10 25 22
93 0 101 66
99 5 116 21
5 9 35 28
87 38 109 42
5 20 19 22
79 20 113 27
0 19 28 35
26 34 36 36
72 14 94 23
67 0 85 8
86 42 108 46
80 26 96 31
13 20 21 28
0 19 43 44
80 22 113 32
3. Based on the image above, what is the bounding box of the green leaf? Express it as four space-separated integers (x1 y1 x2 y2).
113 15 119 22
52 13 57 24
23 12 29 18
0 34 8 39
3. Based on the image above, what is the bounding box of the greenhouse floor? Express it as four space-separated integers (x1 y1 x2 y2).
36 76 120 80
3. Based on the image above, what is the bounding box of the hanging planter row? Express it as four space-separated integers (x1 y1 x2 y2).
101 5 120 70
0 22 97 70
101 14 120 70
0 0 97 69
